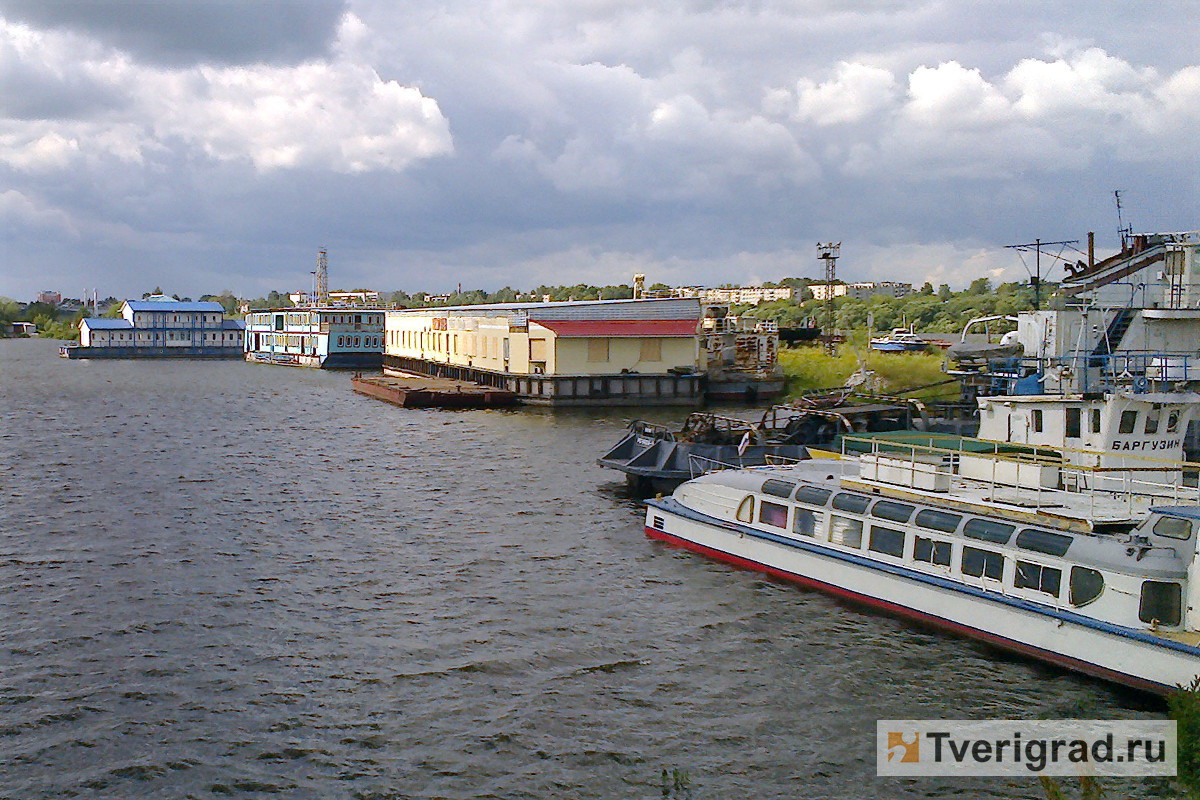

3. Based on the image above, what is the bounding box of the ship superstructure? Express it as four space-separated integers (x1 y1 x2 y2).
243 308 385 369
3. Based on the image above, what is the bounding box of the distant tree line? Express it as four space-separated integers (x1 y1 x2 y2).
2 275 1046 341
738 277 1046 334
0 295 108 340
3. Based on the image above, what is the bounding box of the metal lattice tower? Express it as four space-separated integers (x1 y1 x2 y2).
315 248 329 304
817 242 840 351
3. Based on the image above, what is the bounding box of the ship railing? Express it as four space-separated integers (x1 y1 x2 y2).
687 454 767 477
972 352 1199 393
626 419 676 441
841 435 1200 515
764 454 808 467
686 451 811 478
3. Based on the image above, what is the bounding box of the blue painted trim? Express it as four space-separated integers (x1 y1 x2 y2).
647 496 1200 658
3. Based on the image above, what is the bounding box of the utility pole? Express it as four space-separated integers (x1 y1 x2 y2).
817 242 840 352
1004 238 1077 311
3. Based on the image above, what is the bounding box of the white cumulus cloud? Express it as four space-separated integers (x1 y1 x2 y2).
0 15 452 174
794 62 898 125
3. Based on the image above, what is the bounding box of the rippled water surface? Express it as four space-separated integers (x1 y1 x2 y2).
0 339 1170 799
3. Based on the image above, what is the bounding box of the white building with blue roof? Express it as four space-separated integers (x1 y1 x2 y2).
63 295 244 359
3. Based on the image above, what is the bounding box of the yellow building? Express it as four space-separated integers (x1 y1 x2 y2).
384 298 704 405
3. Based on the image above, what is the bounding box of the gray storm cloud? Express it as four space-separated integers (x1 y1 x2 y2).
0 0 348 65
0 1 1197 300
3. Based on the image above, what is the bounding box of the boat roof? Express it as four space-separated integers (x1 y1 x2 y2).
81 318 133 329
124 299 225 312
843 475 1152 529
1151 506 1200 520
700 454 1161 531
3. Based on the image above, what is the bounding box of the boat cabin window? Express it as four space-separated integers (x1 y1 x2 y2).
1091 409 1102 434
916 509 961 533
868 526 906 558
913 536 952 567
761 479 796 499
1069 567 1104 607
759 501 789 528
1016 529 1072 557
832 493 870 514
1119 410 1137 435
1145 407 1161 435
795 486 832 506
871 501 914 523
963 519 1015 545
1015 561 1062 596
1032 409 1043 433
962 546 1004 581
736 496 755 523
1139 581 1183 626
1065 408 1081 439
1167 410 1181 434
1153 516 1194 541
830 515 863 548
793 508 816 537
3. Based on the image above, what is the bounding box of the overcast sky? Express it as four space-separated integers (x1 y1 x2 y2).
1 0 1197 301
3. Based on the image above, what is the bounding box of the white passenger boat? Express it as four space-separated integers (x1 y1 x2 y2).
870 328 930 352
645 387 1200 693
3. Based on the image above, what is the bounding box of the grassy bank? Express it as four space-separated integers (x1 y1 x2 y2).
779 345 960 401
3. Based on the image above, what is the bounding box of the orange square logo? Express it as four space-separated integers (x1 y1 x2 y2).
887 731 920 763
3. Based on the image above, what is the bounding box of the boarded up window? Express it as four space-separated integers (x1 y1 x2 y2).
530 338 548 361
587 339 610 362
640 339 662 361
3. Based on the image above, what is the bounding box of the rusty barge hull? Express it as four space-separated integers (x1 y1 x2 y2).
352 375 517 409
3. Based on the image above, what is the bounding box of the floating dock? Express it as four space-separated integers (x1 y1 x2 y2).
351 373 518 409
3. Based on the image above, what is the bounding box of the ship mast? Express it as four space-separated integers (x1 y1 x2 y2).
1004 237 1077 311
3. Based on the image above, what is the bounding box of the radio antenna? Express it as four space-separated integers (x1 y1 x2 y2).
1114 190 1132 251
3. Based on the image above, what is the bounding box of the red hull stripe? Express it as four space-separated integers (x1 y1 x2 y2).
645 525 1170 695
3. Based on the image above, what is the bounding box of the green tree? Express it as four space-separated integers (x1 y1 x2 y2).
488 286 519 303
21 301 58 321
0 296 20 324
600 284 634 300
966 277 991 295
199 291 238 315
1170 677 1200 798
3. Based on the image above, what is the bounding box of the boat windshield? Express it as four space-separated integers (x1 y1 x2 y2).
1153 515 1194 541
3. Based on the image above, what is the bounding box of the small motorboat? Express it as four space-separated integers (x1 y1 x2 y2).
869 328 930 352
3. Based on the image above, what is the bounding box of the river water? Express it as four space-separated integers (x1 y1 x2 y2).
0 338 1171 799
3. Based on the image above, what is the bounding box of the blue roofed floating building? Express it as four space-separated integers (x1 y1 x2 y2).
61 295 244 359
